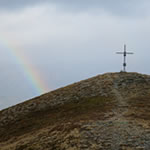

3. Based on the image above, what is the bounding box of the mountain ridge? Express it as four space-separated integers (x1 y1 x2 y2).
1 72 150 150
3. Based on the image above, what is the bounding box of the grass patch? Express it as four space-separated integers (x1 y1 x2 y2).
127 96 150 120
60 96 112 114
0 96 114 142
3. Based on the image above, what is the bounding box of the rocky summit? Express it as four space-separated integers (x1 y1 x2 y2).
1 72 150 150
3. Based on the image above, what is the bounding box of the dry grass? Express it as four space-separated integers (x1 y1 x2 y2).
0 96 115 143
126 95 150 120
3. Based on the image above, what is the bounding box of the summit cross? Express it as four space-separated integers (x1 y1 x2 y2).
116 44 134 72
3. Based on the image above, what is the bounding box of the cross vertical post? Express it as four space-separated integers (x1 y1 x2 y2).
116 44 134 72
123 44 126 72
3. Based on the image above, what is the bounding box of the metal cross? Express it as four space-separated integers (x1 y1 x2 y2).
116 44 134 72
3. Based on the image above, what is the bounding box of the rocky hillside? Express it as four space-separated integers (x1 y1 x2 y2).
1 72 150 150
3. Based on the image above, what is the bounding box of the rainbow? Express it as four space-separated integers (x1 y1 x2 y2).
1 36 50 95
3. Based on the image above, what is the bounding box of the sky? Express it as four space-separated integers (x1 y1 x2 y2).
0 0 150 110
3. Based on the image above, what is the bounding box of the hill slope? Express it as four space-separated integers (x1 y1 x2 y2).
1 72 150 150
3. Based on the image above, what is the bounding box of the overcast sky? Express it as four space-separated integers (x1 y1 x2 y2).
0 0 150 110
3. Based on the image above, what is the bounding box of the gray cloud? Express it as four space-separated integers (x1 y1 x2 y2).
0 0 149 17
0 0 42 10
52 0 149 15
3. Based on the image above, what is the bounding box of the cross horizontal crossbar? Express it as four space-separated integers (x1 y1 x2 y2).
116 52 134 54
126 52 134 54
116 52 124 54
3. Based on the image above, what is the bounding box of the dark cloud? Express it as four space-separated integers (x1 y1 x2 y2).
0 0 45 11
0 0 149 17
52 0 150 17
